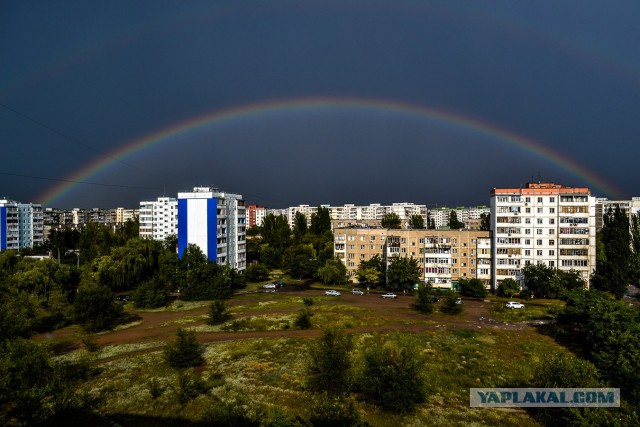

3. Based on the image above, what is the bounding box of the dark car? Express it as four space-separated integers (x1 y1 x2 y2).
430 296 439 303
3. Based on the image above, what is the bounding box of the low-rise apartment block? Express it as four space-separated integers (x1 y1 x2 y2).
334 227 491 289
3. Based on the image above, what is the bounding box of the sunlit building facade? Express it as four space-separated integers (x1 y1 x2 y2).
0 199 44 250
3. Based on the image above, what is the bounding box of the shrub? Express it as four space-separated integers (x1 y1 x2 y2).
497 278 520 298
202 396 261 426
73 285 123 332
307 392 362 426
81 335 100 352
306 328 354 395
359 334 426 413
303 297 314 307
133 277 169 309
413 283 434 314
163 328 203 369
208 300 232 325
458 278 487 298
294 309 313 329
170 369 208 405
147 378 166 399
440 292 463 315
244 263 270 282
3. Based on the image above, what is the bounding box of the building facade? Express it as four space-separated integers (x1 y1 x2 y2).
177 187 246 272
490 182 596 290
139 197 178 241
334 227 491 289
247 204 268 228
0 199 44 250
595 197 640 231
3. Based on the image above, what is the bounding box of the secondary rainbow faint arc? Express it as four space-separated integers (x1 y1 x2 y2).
40 97 622 205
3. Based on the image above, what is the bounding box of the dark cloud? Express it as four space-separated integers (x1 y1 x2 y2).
1 0 638 208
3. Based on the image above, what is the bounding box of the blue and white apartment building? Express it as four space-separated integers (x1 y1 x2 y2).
177 187 246 272
0 199 44 250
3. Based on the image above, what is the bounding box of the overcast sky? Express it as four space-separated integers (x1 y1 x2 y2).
1 0 638 209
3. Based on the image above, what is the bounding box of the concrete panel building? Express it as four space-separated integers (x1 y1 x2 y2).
0 199 44 250
334 227 491 289
177 187 246 272
139 197 178 241
490 182 596 290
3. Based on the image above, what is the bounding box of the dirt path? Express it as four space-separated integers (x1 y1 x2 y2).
35 290 533 359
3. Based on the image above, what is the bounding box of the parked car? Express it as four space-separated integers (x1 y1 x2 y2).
430 296 439 303
351 289 365 295
263 283 277 289
381 293 397 299
325 290 341 296
275 281 285 287
505 301 525 309
455 298 463 305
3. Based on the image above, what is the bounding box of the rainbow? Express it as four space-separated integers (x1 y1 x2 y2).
39 97 623 205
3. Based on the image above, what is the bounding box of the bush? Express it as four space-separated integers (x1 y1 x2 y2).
202 396 261 426
163 328 203 369
413 283 434 314
208 300 232 325
440 292 463 315
306 328 354 395
303 297 314 307
73 285 123 332
497 278 520 298
170 369 208 405
359 334 426 413
244 263 270 282
458 278 487 298
133 277 169 309
295 309 313 329
307 392 362 426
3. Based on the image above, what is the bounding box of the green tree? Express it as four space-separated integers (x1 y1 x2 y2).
261 214 292 250
440 291 463 315
0 288 37 341
458 278 487 298
307 393 362 427
359 334 426 413
630 213 640 285
381 213 402 229
73 285 123 332
480 212 490 231
317 258 347 285
386 256 421 291
133 276 170 309
497 278 520 298
306 328 354 395
164 328 204 369
523 263 584 299
356 254 385 289
448 210 464 229
244 263 270 282
310 206 331 236
592 206 632 298
413 282 435 314
208 300 231 325
408 214 424 229
530 352 619 427
293 211 308 240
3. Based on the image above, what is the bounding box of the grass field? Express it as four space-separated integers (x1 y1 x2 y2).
40 288 570 426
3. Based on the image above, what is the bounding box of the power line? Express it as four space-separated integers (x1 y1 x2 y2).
0 171 160 191
0 102 150 174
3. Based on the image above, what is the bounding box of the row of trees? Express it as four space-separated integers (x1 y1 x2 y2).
247 208 347 285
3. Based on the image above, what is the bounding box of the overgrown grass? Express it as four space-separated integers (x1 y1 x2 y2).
489 299 564 322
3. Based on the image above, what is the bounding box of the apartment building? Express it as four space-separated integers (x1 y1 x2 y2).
595 197 640 231
334 227 491 289
0 199 44 250
490 182 596 289
139 197 178 241
247 204 268 228
177 187 246 272
430 206 490 229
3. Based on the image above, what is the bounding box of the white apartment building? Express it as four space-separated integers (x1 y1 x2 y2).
139 197 178 241
490 182 596 290
177 187 246 272
287 203 428 229
595 197 640 231
115 207 138 225
430 206 490 228
0 199 44 250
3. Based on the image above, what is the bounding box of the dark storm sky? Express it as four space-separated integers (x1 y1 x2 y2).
1 0 638 209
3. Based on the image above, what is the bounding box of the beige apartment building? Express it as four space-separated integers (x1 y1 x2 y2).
334 227 491 289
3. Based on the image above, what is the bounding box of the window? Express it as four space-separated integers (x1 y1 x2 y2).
549 261 555 267
537 229 543 235
549 240 555 246
549 218 555 225
549 229 555 235
360 245 365 250
537 197 543 203
537 218 543 224
550 197 555 203
525 250 531 256
537 208 543 214
537 250 543 256
549 250 555 256
537 239 543 245
526 208 531 213
549 208 555 214
525 197 531 203
525 239 531 245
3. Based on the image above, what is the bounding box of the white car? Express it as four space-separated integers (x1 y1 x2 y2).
505 301 525 309
381 293 397 299
263 283 277 289
351 289 365 295
325 290 341 296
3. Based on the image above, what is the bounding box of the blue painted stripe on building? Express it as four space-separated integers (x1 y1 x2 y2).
177 199 188 258
207 198 217 262
0 207 6 250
